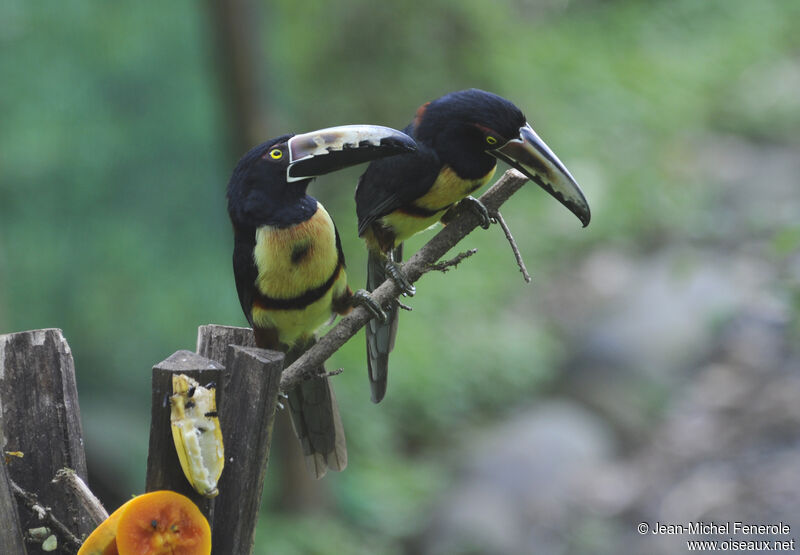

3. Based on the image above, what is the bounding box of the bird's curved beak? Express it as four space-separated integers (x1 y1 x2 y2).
491 123 590 227
286 125 416 182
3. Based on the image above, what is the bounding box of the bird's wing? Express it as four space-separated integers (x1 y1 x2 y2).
232 226 258 329
355 144 441 237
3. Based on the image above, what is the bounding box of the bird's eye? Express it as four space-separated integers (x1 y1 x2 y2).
485 135 498 146
269 149 283 160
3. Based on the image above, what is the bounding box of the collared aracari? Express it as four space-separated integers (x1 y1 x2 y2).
227 124 416 478
355 88 591 403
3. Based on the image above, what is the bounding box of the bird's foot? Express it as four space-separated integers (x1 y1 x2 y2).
385 260 416 296
461 195 493 229
352 289 388 323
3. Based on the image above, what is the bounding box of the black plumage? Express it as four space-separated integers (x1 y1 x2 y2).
227 125 415 476
356 89 590 403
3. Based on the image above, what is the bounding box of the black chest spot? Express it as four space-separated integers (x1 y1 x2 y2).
291 241 312 265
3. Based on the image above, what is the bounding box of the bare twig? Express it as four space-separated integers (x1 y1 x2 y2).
279 169 530 392
52 468 108 526
429 248 478 273
321 368 343 379
492 210 531 283
10 479 83 549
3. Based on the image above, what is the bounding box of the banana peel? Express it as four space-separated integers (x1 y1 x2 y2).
170 374 224 497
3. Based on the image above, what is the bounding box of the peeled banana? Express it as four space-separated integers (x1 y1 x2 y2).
170 374 224 497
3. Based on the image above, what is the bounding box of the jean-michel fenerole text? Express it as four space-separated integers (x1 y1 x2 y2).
649 522 791 536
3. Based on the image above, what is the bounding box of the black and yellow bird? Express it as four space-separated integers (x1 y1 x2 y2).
356 88 591 403
227 124 416 477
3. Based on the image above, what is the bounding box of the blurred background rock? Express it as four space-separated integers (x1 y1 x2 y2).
1 1 798 553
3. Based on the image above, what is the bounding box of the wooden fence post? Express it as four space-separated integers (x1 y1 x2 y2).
144 326 282 553
0 328 92 553
214 345 283 554
145 350 224 519
196 324 283 554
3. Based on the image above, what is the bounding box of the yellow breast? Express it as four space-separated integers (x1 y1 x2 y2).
250 204 348 346
253 205 339 299
415 165 496 213
380 165 496 246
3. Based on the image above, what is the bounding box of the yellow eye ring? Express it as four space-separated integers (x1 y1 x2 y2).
269 149 283 160
485 136 498 145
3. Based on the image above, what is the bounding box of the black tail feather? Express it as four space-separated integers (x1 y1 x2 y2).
365 245 402 403
285 340 347 478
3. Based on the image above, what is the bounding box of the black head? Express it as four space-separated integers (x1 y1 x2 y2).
227 125 417 228
415 89 526 155
414 88 591 227
226 134 311 228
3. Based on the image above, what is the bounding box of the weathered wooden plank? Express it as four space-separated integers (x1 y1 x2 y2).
212 344 283 555
145 350 223 521
197 325 287 553
0 453 27 554
196 324 255 365
0 328 92 549
198 324 319 512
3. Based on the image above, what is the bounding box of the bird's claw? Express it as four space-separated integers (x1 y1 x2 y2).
353 289 388 323
385 260 416 296
461 196 492 229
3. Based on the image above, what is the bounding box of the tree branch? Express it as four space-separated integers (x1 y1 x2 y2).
52 468 108 527
492 210 531 283
10 479 83 550
429 248 478 273
279 169 530 392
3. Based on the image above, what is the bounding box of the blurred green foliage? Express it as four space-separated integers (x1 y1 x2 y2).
1 0 799 552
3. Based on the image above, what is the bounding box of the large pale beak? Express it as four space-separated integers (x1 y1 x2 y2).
491 123 590 227
286 125 416 182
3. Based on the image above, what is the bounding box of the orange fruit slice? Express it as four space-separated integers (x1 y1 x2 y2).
114 490 210 555
77 497 133 555
79 491 211 555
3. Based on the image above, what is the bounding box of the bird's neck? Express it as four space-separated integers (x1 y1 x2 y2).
436 142 496 180
235 192 318 230
269 194 318 229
